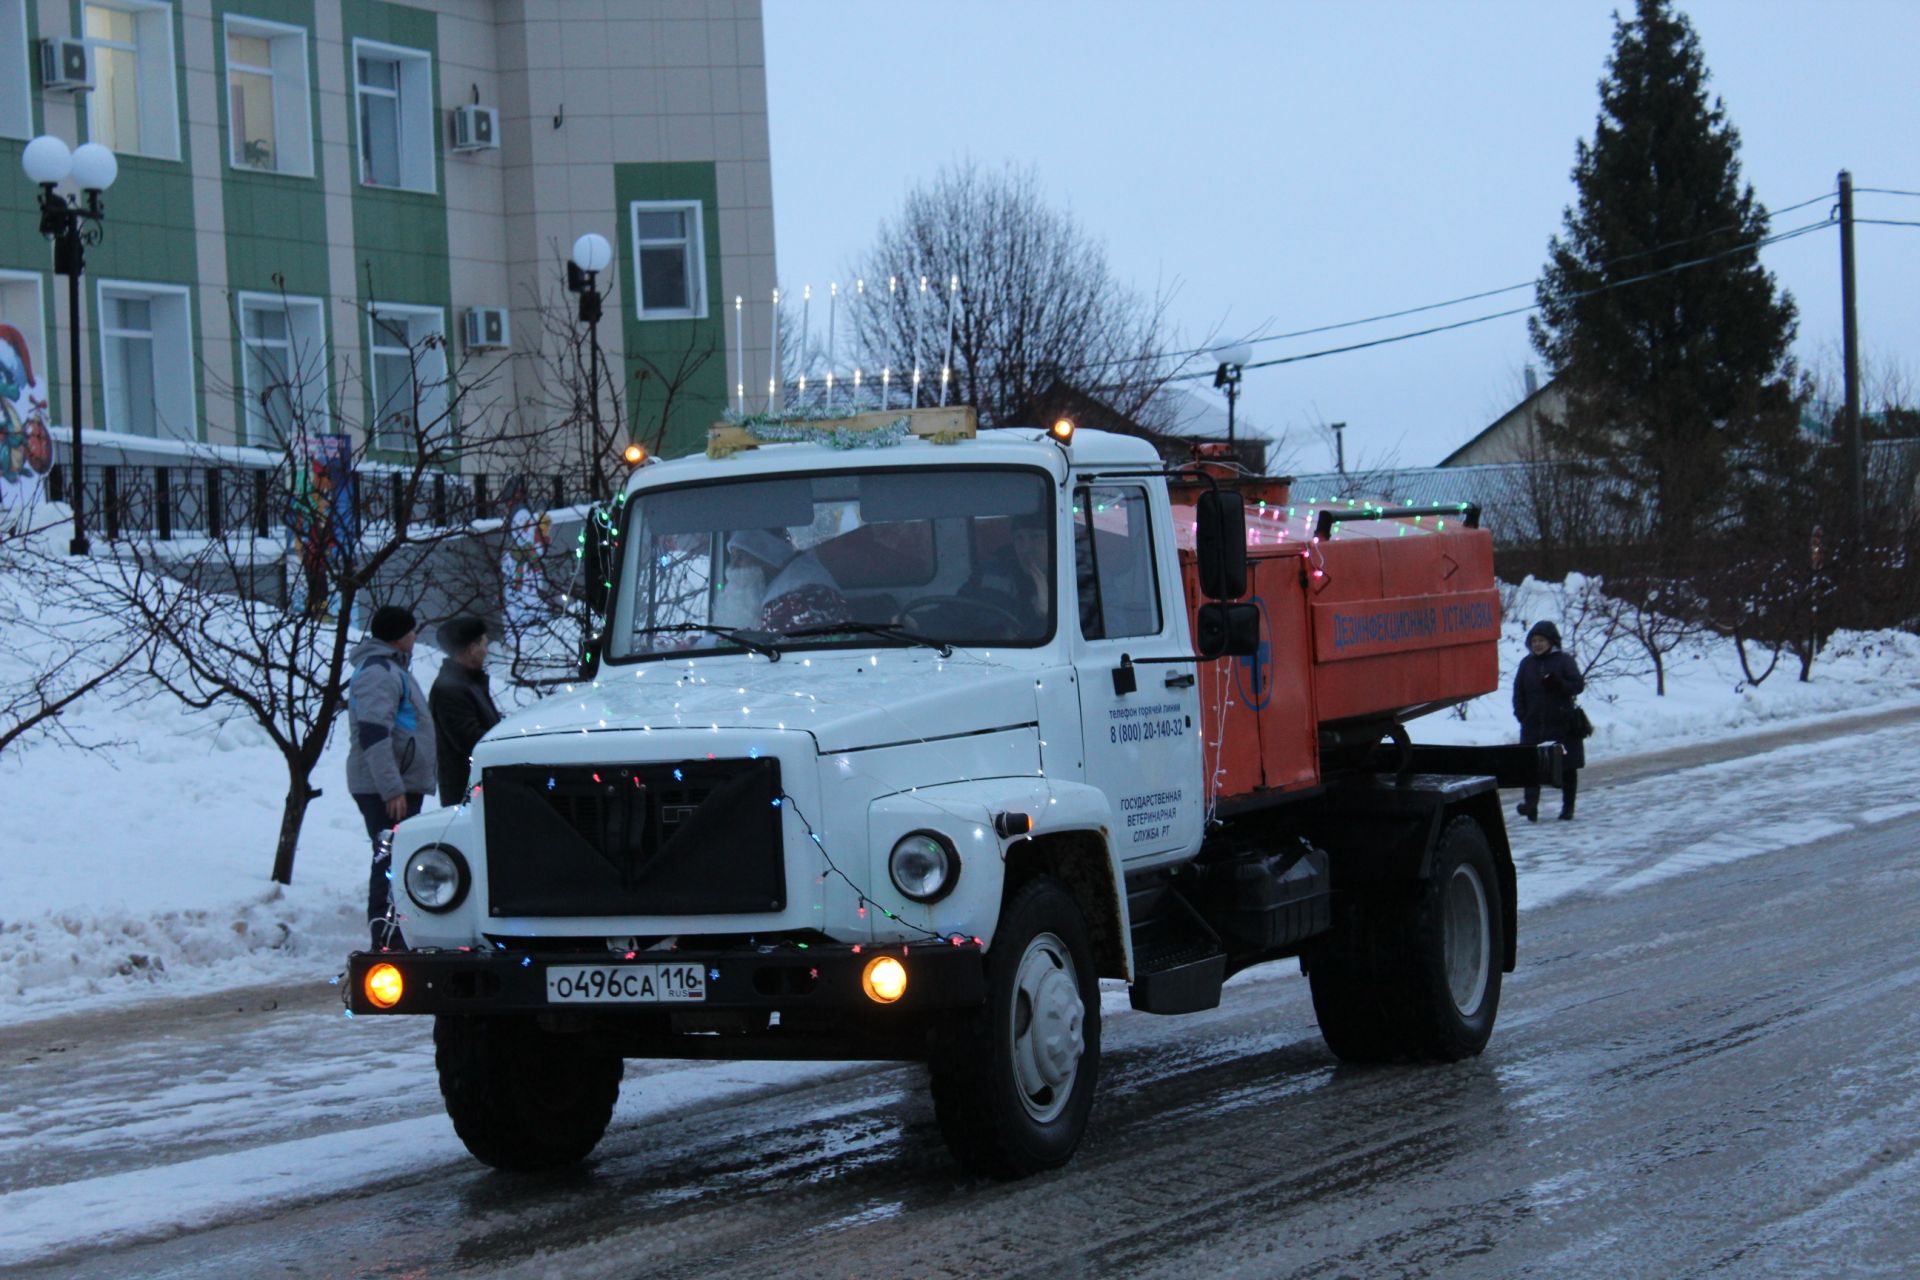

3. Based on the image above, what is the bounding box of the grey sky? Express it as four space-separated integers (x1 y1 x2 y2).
765 0 1920 471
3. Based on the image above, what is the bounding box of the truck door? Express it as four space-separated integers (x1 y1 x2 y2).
1070 480 1204 866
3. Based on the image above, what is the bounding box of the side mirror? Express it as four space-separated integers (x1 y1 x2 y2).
579 504 613 615
1196 602 1261 659
1196 490 1248 600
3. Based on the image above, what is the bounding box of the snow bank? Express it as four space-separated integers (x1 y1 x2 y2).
1415 575 1920 751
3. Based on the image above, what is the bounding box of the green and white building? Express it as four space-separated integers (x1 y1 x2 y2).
0 0 777 472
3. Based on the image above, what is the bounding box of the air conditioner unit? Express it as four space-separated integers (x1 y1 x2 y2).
464 307 510 351
39 38 93 93
451 104 499 152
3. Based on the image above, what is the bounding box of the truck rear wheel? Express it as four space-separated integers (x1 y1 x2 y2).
1308 816 1504 1063
928 876 1101 1178
434 1014 624 1171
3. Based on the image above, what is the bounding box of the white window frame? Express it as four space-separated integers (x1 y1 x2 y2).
222 15 313 178
82 0 180 161
366 303 447 453
351 38 434 194
237 292 327 446
629 199 708 321
96 279 194 441
0 1 32 141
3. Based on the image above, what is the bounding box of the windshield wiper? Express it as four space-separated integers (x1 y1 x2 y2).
778 619 954 658
630 623 782 661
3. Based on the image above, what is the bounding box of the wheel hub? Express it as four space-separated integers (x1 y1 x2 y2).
1444 863 1490 1017
1010 932 1083 1122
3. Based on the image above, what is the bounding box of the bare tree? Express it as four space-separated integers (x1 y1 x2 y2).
71 298 528 884
844 162 1186 427
0 511 148 755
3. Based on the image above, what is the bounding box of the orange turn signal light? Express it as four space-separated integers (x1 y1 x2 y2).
364 962 404 1009
861 955 908 1004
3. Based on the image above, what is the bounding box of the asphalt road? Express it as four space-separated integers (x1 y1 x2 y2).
7 724 1920 1278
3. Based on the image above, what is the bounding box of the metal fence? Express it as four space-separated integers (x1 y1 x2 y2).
42 464 587 543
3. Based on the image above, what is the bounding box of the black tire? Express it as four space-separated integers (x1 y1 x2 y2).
928 876 1102 1178
434 1014 624 1171
1308 816 1504 1064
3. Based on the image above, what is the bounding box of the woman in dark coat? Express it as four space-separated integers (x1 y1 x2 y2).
1512 620 1585 821
430 617 503 807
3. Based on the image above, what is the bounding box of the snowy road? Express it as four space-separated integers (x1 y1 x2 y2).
5 722 1920 1276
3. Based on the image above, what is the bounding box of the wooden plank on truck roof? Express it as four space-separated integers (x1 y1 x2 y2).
707 406 978 453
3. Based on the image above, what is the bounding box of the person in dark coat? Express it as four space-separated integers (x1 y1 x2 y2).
430 617 502 807
1512 619 1585 821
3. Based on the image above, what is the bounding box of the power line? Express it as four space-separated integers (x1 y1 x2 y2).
1055 188 1840 379
1855 218 1920 228
1140 216 1837 386
1853 187 1920 199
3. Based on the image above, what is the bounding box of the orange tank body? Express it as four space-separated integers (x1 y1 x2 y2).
1172 483 1502 806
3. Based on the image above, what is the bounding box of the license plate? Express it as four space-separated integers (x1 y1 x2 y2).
545 963 707 1003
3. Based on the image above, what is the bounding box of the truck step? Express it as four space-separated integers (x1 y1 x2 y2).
1128 886 1226 1015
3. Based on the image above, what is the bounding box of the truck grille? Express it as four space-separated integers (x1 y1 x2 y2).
481 758 784 917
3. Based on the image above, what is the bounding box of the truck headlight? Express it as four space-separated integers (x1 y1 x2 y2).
888 831 958 903
404 844 469 912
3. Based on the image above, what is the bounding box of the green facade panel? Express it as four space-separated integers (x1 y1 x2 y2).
214 0 332 437
70 0 205 438
614 161 728 459
342 0 448 455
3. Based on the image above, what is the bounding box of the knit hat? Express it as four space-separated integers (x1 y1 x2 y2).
370 605 417 643
1527 620 1562 648
438 616 489 653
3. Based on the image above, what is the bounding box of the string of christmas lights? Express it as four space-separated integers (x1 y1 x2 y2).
776 789 948 944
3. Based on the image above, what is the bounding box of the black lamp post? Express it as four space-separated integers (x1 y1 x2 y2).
568 232 612 502
22 135 117 556
1212 341 1252 452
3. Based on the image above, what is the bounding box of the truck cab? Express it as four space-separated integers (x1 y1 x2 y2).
348 409 1525 1179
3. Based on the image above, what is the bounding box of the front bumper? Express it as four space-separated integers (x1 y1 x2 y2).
343 942 987 1018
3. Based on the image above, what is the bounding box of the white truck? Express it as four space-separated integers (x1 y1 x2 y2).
347 409 1530 1178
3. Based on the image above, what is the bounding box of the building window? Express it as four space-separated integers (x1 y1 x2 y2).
0 1 31 141
238 293 325 445
629 200 707 320
1073 485 1163 640
367 304 446 452
224 17 312 176
98 281 193 440
83 1 179 160
353 39 433 192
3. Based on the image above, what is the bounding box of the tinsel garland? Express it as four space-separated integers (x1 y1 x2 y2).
713 407 912 456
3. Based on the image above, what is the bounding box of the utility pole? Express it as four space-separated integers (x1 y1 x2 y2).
1332 422 1347 477
1838 169 1862 545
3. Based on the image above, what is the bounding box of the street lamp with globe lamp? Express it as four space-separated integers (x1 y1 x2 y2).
21 134 117 555
567 232 612 500
1211 340 1253 452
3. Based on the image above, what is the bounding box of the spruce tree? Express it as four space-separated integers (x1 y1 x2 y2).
1529 0 1801 548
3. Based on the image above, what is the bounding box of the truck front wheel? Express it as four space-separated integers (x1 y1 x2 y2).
928 876 1102 1178
434 1014 624 1171
1308 816 1504 1063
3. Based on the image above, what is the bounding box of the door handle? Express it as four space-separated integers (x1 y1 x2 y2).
1164 672 1195 688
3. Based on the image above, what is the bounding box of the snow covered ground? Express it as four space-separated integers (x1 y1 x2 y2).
3 574 1919 1028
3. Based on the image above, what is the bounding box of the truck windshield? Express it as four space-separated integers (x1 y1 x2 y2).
607 467 1056 660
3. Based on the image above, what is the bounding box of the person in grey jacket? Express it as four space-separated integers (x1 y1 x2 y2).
347 605 437 948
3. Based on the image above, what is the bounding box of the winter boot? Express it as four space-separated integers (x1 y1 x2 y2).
1518 788 1539 822
1558 772 1578 821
